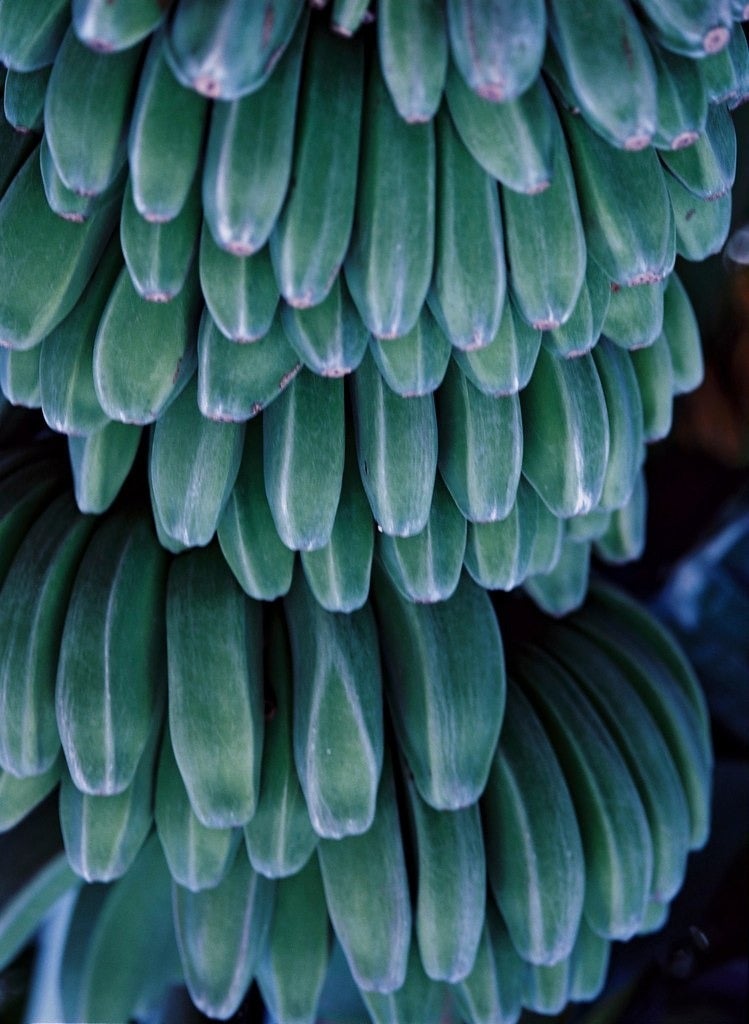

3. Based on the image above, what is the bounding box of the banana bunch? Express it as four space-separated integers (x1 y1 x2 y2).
0 471 712 1024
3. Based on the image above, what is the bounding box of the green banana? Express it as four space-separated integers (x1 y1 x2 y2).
197 308 300 422
637 0 733 58
199 222 279 342
67 421 143 514
666 168 732 260
201 10 307 254
284 568 383 839
0 344 41 409
216 417 296 601
255 856 331 1024
662 272 704 394
650 44 707 150
514 646 654 940
591 337 645 511
377 473 466 604
0 0 69 71
372 565 505 810
317 753 411 993
367 306 451 398
524 535 591 616
350 350 438 536
281 274 369 377
660 103 736 200
243 606 317 877
565 506 611 544
271 27 363 309
639 898 670 935
522 956 570 1015
700 19 749 106
166 0 305 100
454 297 542 397
361 942 446 1024
595 469 647 564
173 849 275 1019
300 431 374 613
463 477 542 591
72 0 171 52
630 331 675 441
120 174 202 301
43 26 142 196
377 0 447 123
520 347 610 518
483 679 585 966
345 59 435 339
541 255 610 359
93 263 201 425
155 722 240 893
0 143 120 350
55 507 167 796
166 545 264 828
446 64 560 194
38 132 116 223
567 919 611 1002
263 369 345 550
2 65 50 132
445 0 546 102
331 0 370 35
437 360 523 523
148 436 187 556
0 493 94 778
601 278 665 350
451 904 525 1024
128 27 209 223
0 757 61 833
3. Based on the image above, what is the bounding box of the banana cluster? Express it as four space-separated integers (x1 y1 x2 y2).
0 2 744 613
0 444 712 1022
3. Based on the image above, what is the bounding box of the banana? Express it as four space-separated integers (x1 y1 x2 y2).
502 133 587 331
524 535 591 616
591 336 645 511
377 0 447 123
344 59 435 339
542 255 611 358
630 330 675 442
368 306 451 398
120 174 202 302
561 106 675 286
567 919 611 1002
0 344 41 409
243 606 317 877
637 0 733 58
639 898 670 935
372 564 505 810
454 297 542 397
43 27 142 196
660 103 736 200
38 230 120 438
72 0 171 52
281 274 369 377
271 27 363 310
522 956 570 1015
197 307 301 423
155 722 240 892
38 132 119 223
150 375 245 547
700 20 749 106
216 417 296 601
483 679 585 966
427 105 505 351
377 474 466 604
463 477 544 591
173 848 275 1019
404 768 485 983
445 0 546 102
166 545 265 828
437 361 523 523
451 904 525 1024
650 44 707 150
0 0 69 71
199 222 279 342
128 27 208 224
165 0 305 101
513 646 654 940
601 278 665 350
445 65 560 194
0 112 36 197
201 10 307 255
0 492 95 778
520 347 609 518
350 349 438 537
93 263 201 425
661 273 704 394
0 455 66 587
58 705 161 883
548 0 657 150
595 468 647 564
263 369 345 550
666 168 732 260
255 856 330 1024
55 506 167 796
284 568 383 839
0 757 61 833
541 621 691 903
3 65 50 133
331 0 370 36
317 753 411 994
67 422 143 514
300 431 374 613
0 143 120 350
361 942 447 1024
565 506 611 543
